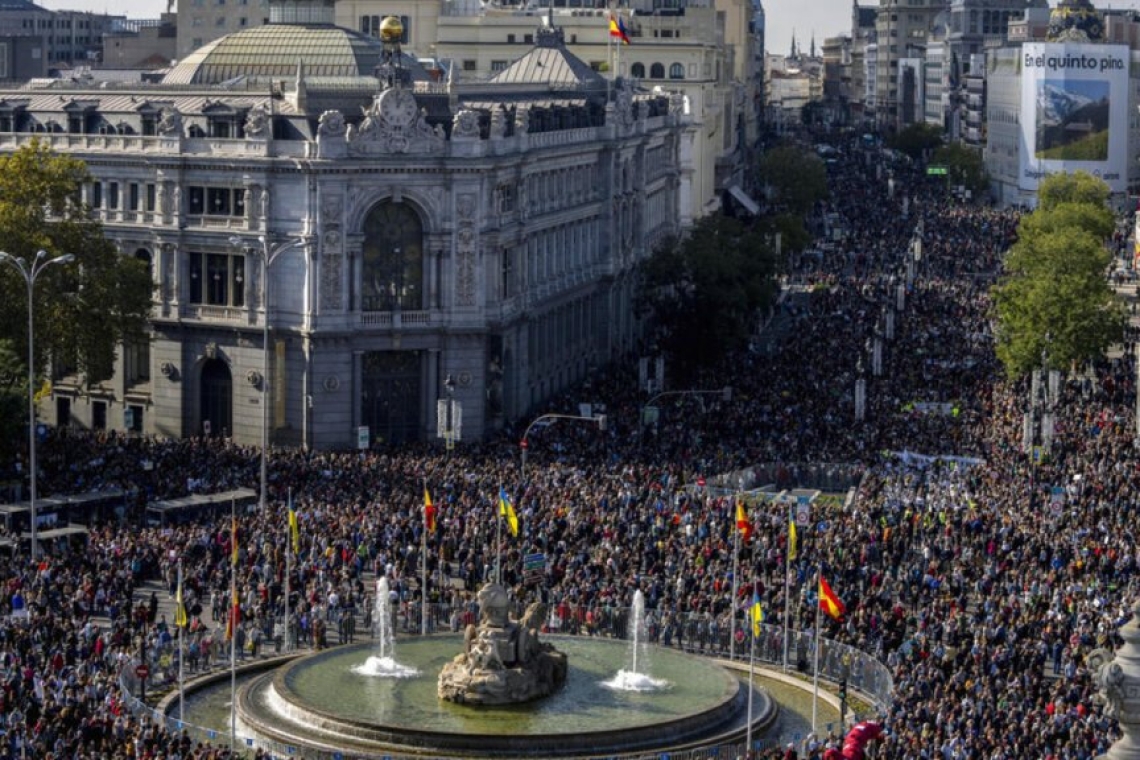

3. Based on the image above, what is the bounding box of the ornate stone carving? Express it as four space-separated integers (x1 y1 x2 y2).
489 106 506 139
1095 601 1140 758
438 583 567 705
514 107 530 135
615 81 635 128
321 253 343 310
321 193 343 224
452 108 481 139
347 88 445 156
455 192 477 307
246 369 262 387
244 105 269 139
317 110 346 137
157 107 183 137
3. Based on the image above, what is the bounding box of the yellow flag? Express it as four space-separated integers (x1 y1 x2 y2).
288 505 300 554
499 487 519 537
174 578 188 629
751 593 763 638
788 517 798 561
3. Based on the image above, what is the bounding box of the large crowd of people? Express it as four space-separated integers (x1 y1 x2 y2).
0 130 1135 760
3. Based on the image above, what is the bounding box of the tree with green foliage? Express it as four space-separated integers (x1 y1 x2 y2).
757 144 828 215
888 123 943 160
991 172 1125 378
931 142 989 199
637 215 782 374
1037 170 1112 210
0 140 153 439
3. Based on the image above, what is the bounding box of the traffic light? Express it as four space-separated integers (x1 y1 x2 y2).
838 678 848 702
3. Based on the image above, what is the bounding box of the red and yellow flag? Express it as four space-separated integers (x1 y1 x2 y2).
819 576 846 620
231 516 239 566
424 488 437 533
225 586 240 641
735 500 752 542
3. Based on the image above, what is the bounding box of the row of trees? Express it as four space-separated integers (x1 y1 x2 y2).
0 141 152 460
636 143 828 375
992 172 1126 377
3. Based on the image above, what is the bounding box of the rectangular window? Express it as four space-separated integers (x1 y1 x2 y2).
91 181 102 209
92 401 106 430
188 187 205 215
128 183 139 211
127 404 143 432
189 252 245 307
507 33 515 43
207 187 231 215
399 15 409 44
145 183 156 212
108 182 119 210
491 60 508 73
462 59 476 71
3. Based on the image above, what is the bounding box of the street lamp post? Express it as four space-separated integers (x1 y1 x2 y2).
520 412 608 482
0 250 74 561
639 386 732 438
230 235 304 511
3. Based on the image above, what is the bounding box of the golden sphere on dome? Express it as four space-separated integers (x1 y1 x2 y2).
379 16 404 44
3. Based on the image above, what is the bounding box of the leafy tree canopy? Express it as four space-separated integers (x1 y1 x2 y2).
1037 170 1111 211
637 215 782 374
991 172 1125 377
931 142 988 198
0 140 152 387
758 144 828 215
888 123 943 160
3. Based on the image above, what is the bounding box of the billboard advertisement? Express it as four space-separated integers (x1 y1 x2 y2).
1019 42 1130 194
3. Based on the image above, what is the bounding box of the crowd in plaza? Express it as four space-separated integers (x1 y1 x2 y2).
0 131 1137 760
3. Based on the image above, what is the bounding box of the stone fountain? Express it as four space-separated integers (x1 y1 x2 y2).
438 582 568 704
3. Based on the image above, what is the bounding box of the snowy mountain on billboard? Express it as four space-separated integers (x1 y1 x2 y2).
1037 83 1096 125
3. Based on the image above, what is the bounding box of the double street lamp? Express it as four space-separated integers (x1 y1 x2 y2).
229 235 305 511
0 250 75 560
520 412 607 482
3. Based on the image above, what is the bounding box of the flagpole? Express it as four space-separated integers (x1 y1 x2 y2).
285 488 292 653
729 496 740 661
811 565 821 735
746 594 756 757
783 503 792 672
421 478 428 637
177 557 184 724
496 487 503 585
229 497 236 754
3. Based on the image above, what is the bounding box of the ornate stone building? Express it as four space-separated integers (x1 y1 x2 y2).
0 6 684 448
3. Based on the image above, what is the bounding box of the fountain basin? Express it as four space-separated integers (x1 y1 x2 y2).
225 636 771 758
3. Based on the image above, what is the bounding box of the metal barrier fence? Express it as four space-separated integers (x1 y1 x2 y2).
711 463 867 494
119 606 892 760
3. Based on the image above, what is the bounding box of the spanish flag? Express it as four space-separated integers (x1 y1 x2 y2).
788 517 798 561
288 501 300 555
735 500 752 542
231 516 239 566
173 577 188 630
750 591 763 637
424 488 437 533
499 487 519 537
225 585 240 641
819 576 846 620
608 12 630 44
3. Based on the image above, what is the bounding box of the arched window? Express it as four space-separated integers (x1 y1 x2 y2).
362 202 424 311
630 62 645 78
669 63 684 79
650 62 665 79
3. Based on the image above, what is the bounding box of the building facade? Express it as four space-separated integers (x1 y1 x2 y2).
2 10 685 449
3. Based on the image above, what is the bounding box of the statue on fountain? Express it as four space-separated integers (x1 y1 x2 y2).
438 582 568 705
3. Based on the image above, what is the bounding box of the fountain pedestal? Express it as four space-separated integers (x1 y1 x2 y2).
438 583 567 705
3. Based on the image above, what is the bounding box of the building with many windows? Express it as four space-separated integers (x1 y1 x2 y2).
1 4 686 448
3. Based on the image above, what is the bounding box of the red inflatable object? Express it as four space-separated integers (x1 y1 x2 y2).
822 721 884 760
